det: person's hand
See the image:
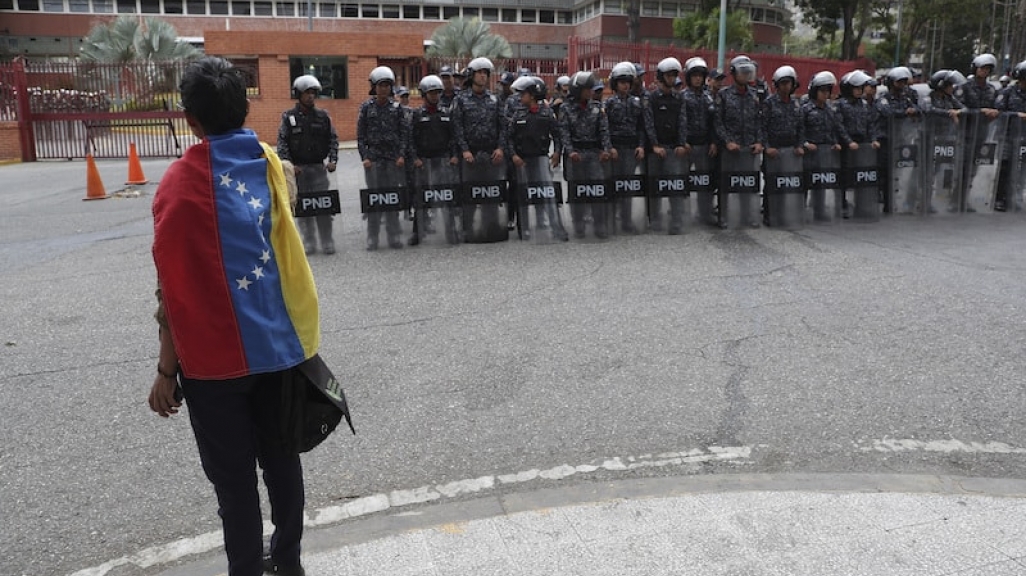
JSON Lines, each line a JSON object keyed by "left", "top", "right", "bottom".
{"left": 683, "top": 144, "right": 693, "bottom": 155}
{"left": 600, "top": 150, "right": 612, "bottom": 162}
{"left": 766, "top": 147, "right": 779, "bottom": 159}
{"left": 512, "top": 154, "right": 525, "bottom": 168}
{"left": 751, "top": 143, "right": 764, "bottom": 155}
{"left": 449, "top": 156, "right": 459, "bottom": 166}
{"left": 362, "top": 159, "right": 372, "bottom": 168}
{"left": 326, "top": 162, "right": 336, "bottom": 172}
{"left": 848, "top": 142, "right": 859, "bottom": 150}
{"left": 726, "top": 142, "right": 741, "bottom": 152}
{"left": 871, "top": 141, "right": 881, "bottom": 150}
{"left": 635, "top": 147, "right": 645, "bottom": 160}
{"left": 653, "top": 145, "right": 667, "bottom": 158}
{"left": 948, "top": 109, "right": 960, "bottom": 122}
{"left": 674, "top": 146, "right": 687, "bottom": 158}
{"left": 293, "top": 164, "right": 302, "bottom": 175}
{"left": 794, "top": 146, "right": 805, "bottom": 156}
{"left": 984, "top": 108, "right": 1000, "bottom": 119}
{"left": 550, "top": 153, "right": 560, "bottom": 169}
{"left": 463, "top": 150, "right": 475, "bottom": 163}
{"left": 148, "top": 375, "right": 181, "bottom": 418}
{"left": 491, "top": 149, "right": 504, "bottom": 165}
{"left": 805, "top": 142, "right": 818, "bottom": 152}
{"left": 395, "top": 157, "right": 405, "bottom": 168}
{"left": 609, "top": 148, "right": 620, "bottom": 161}
{"left": 709, "top": 143, "right": 718, "bottom": 157}
{"left": 832, "top": 143, "right": 842, "bottom": 151}
{"left": 414, "top": 159, "right": 424, "bottom": 169}
{"left": 905, "top": 107, "right": 917, "bottom": 117}
{"left": 570, "top": 151, "right": 581, "bottom": 162}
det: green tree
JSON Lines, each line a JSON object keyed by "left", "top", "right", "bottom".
{"left": 673, "top": 7, "right": 753, "bottom": 52}
{"left": 80, "top": 16, "right": 200, "bottom": 63}
{"left": 791, "top": 0, "right": 874, "bottom": 61}
{"left": 426, "top": 18, "right": 512, "bottom": 59}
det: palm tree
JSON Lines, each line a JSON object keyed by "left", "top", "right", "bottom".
{"left": 80, "top": 16, "right": 200, "bottom": 63}
{"left": 426, "top": 17, "right": 512, "bottom": 59}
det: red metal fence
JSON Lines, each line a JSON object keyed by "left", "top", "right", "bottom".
{"left": 1, "top": 59, "right": 197, "bottom": 161}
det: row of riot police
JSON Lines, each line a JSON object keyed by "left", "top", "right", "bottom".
{"left": 350, "top": 54, "right": 1026, "bottom": 250}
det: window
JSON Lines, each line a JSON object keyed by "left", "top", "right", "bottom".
{"left": 750, "top": 8, "right": 763, "bottom": 22}
{"left": 401, "top": 3, "right": 416, "bottom": 18}
{"left": 117, "top": 0, "right": 136, "bottom": 12}
{"left": 318, "top": 2, "right": 334, "bottom": 16}
{"left": 604, "top": 0, "right": 620, "bottom": 14}
{"left": 209, "top": 0, "right": 227, "bottom": 13}
{"left": 340, "top": 2, "right": 356, "bottom": 16}
{"left": 442, "top": 6, "right": 457, "bottom": 19}
{"left": 381, "top": 3, "right": 397, "bottom": 18}
{"left": 275, "top": 0, "right": 291, "bottom": 14}
{"left": 642, "top": 1, "right": 657, "bottom": 16}
{"left": 18, "top": 0, "right": 39, "bottom": 9}
{"left": 93, "top": 0, "right": 112, "bottom": 11}
{"left": 141, "top": 0, "right": 161, "bottom": 11}
{"left": 661, "top": 2, "right": 677, "bottom": 17}
{"left": 361, "top": 3, "right": 377, "bottom": 17}
{"left": 0, "top": 0, "right": 13, "bottom": 8}
{"left": 296, "top": 1, "right": 307, "bottom": 15}
{"left": 69, "top": 0, "right": 89, "bottom": 11}
{"left": 521, "top": 8, "right": 535, "bottom": 22}
{"left": 42, "top": 0, "right": 63, "bottom": 11}
{"left": 289, "top": 56, "right": 348, "bottom": 99}
{"left": 253, "top": 1, "right": 271, "bottom": 14}
{"left": 232, "top": 0, "right": 250, "bottom": 14}
{"left": 558, "top": 10, "right": 571, "bottom": 23}
{"left": 165, "top": 0, "right": 183, "bottom": 13}
{"left": 463, "top": 6, "right": 477, "bottom": 18}
{"left": 539, "top": 9, "right": 554, "bottom": 23}
{"left": 187, "top": 0, "right": 205, "bottom": 13}
{"left": 422, "top": 5, "right": 437, "bottom": 18}
{"left": 501, "top": 8, "right": 515, "bottom": 22}
{"left": 482, "top": 7, "right": 497, "bottom": 21}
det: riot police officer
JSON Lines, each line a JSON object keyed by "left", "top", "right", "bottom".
{"left": 506, "top": 77, "right": 568, "bottom": 241}
{"left": 497, "top": 71, "right": 516, "bottom": 108}
{"left": 357, "top": 66, "right": 409, "bottom": 250}
{"left": 452, "top": 57, "right": 509, "bottom": 242}
{"left": 408, "top": 74, "right": 459, "bottom": 245}
{"left": 647, "top": 57, "right": 690, "bottom": 234}
{"left": 716, "top": 56, "right": 765, "bottom": 158}
{"left": 995, "top": 61, "right": 1026, "bottom": 211}
{"left": 876, "top": 66, "right": 921, "bottom": 213}
{"left": 606, "top": 61, "right": 655, "bottom": 233}
{"left": 761, "top": 66, "right": 804, "bottom": 226}
{"left": 561, "top": 71, "right": 613, "bottom": 239}
{"left": 683, "top": 57, "right": 719, "bottom": 226}
{"left": 277, "top": 74, "right": 339, "bottom": 255}
{"left": 803, "top": 72, "right": 854, "bottom": 221}
{"left": 957, "top": 53, "right": 1002, "bottom": 210}
{"left": 438, "top": 65, "right": 460, "bottom": 109}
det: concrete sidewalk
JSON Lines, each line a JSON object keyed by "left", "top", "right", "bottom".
{"left": 156, "top": 474, "right": 1026, "bottom": 576}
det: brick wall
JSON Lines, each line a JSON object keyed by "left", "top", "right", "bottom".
{"left": 204, "top": 31, "right": 423, "bottom": 143}
{"left": 0, "top": 122, "right": 23, "bottom": 161}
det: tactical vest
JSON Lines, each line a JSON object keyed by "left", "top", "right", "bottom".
{"left": 414, "top": 107, "right": 453, "bottom": 159}
{"left": 513, "top": 110, "right": 553, "bottom": 158}
{"left": 652, "top": 92, "right": 683, "bottom": 146}
{"left": 285, "top": 107, "right": 332, "bottom": 165}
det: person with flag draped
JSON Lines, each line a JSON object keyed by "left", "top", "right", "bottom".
{"left": 148, "top": 56, "right": 318, "bottom": 576}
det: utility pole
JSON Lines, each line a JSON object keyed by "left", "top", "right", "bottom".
{"left": 717, "top": 0, "right": 727, "bottom": 71}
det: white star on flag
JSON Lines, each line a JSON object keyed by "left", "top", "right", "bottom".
{"left": 258, "top": 213, "right": 265, "bottom": 226}
{"left": 236, "top": 181, "right": 248, "bottom": 196}
{"left": 236, "top": 276, "right": 252, "bottom": 290}
{"left": 260, "top": 250, "right": 271, "bottom": 264}
{"left": 220, "top": 173, "right": 233, "bottom": 188}
{"left": 247, "top": 197, "right": 263, "bottom": 210}
{"left": 251, "top": 266, "right": 265, "bottom": 280}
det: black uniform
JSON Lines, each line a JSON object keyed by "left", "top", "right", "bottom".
{"left": 560, "top": 99, "right": 613, "bottom": 238}
{"left": 648, "top": 86, "right": 690, "bottom": 233}
{"left": 506, "top": 103, "right": 567, "bottom": 240}
{"left": 357, "top": 97, "right": 410, "bottom": 249}
{"left": 277, "top": 103, "right": 339, "bottom": 254}
{"left": 409, "top": 101, "right": 459, "bottom": 244}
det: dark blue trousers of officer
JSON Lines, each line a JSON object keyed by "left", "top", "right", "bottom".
{"left": 182, "top": 373, "right": 304, "bottom": 576}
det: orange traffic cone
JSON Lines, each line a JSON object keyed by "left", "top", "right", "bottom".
{"left": 83, "top": 154, "right": 108, "bottom": 201}
{"left": 126, "top": 142, "right": 148, "bottom": 185}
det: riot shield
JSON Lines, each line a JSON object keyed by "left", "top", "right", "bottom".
{"left": 720, "top": 150, "right": 762, "bottom": 229}
{"left": 886, "top": 116, "right": 926, "bottom": 215}
{"left": 411, "top": 157, "right": 461, "bottom": 246}
{"left": 515, "top": 156, "right": 568, "bottom": 243}
{"left": 843, "top": 146, "right": 881, "bottom": 222}
{"left": 361, "top": 162, "right": 407, "bottom": 250}
{"left": 803, "top": 147, "right": 842, "bottom": 223}
{"left": 646, "top": 153, "right": 690, "bottom": 234}
{"left": 689, "top": 144, "right": 718, "bottom": 227}
{"left": 1004, "top": 115, "right": 1026, "bottom": 212}
{"left": 960, "top": 111, "right": 1005, "bottom": 213}
{"left": 609, "top": 146, "right": 647, "bottom": 234}
{"left": 460, "top": 151, "right": 509, "bottom": 243}
{"left": 567, "top": 150, "right": 613, "bottom": 239}
{"left": 763, "top": 151, "right": 805, "bottom": 229}
{"left": 923, "top": 114, "right": 966, "bottom": 215}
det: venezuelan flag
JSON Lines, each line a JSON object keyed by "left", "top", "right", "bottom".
{"left": 153, "top": 129, "right": 319, "bottom": 380}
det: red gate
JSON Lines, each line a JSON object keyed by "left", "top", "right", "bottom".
{"left": 2, "top": 59, "right": 198, "bottom": 161}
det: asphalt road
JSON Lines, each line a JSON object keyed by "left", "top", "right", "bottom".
{"left": 2, "top": 152, "right": 1026, "bottom": 576}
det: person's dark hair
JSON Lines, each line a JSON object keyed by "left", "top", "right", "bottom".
{"left": 179, "top": 56, "right": 247, "bottom": 135}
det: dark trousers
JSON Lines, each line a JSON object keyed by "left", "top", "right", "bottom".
{"left": 182, "top": 373, "right": 305, "bottom": 576}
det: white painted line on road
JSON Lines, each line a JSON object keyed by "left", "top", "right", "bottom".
{"left": 68, "top": 445, "right": 752, "bottom": 576}
{"left": 861, "top": 438, "right": 1026, "bottom": 454}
